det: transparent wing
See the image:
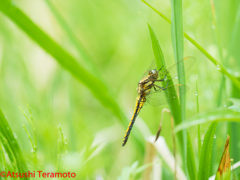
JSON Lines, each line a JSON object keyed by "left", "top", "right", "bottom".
{"left": 141, "top": 60, "right": 157, "bottom": 79}
{"left": 158, "top": 56, "right": 196, "bottom": 82}
{"left": 146, "top": 84, "right": 189, "bottom": 106}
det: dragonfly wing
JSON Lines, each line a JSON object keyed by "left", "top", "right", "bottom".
{"left": 141, "top": 60, "right": 158, "bottom": 79}
{"left": 158, "top": 56, "right": 196, "bottom": 82}
{"left": 146, "top": 84, "right": 189, "bottom": 106}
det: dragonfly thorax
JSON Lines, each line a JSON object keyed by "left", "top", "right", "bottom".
{"left": 137, "top": 69, "right": 159, "bottom": 95}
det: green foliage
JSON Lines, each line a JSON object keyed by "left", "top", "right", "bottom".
{"left": 187, "top": 133, "right": 197, "bottom": 180}
{"left": 174, "top": 108, "right": 240, "bottom": 132}
{"left": 0, "top": 0, "right": 240, "bottom": 179}
{"left": 198, "top": 122, "right": 218, "bottom": 180}
{"left": 0, "top": 109, "right": 29, "bottom": 179}
{"left": 147, "top": 21, "right": 185, "bottom": 168}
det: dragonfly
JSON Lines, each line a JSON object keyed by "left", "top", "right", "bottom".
{"left": 122, "top": 56, "right": 196, "bottom": 146}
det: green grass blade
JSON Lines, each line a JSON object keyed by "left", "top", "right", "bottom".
{"left": 0, "top": 141, "right": 6, "bottom": 172}
{"left": 170, "top": 0, "right": 184, "bottom": 82}
{"left": 187, "top": 133, "right": 197, "bottom": 180}
{"left": 19, "top": 106, "right": 37, "bottom": 165}
{"left": 0, "top": 109, "right": 29, "bottom": 178}
{"left": 0, "top": 1, "right": 118, "bottom": 116}
{"left": 198, "top": 122, "right": 218, "bottom": 180}
{"left": 229, "top": 78, "right": 240, "bottom": 165}
{"left": 147, "top": 22, "right": 185, "bottom": 162}
{"left": 0, "top": 1, "right": 129, "bottom": 126}
{"left": 225, "top": 2, "right": 240, "bottom": 66}
{"left": 170, "top": 0, "right": 187, "bottom": 174}
{"left": 22, "top": 125, "right": 35, "bottom": 154}
{"left": 147, "top": 23, "right": 165, "bottom": 69}
{"left": 211, "top": 0, "right": 226, "bottom": 108}
{"left": 147, "top": 23, "right": 182, "bottom": 126}
{"left": 57, "top": 125, "right": 68, "bottom": 172}
{"left": 141, "top": 0, "right": 240, "bottom": 90}
{"left": 0, "top": 0, "right": 146, "bottom": 149}
{"left": 196, "top": 77, "right": 201, "bottom": 159}
{"left": 44, "top": 0, "right": 101, "bottom": 77}
{"left": 226, "top": 0, "right": 240, "bottom": 167}
{"left": 174, "top": 108, "right": 240, "bottom": 133}
{"left": 170, "top": 0, "right": 185, "bottom": 118}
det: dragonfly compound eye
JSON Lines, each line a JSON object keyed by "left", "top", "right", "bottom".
{"left": 149, "top": 69, "right": 157, "bottom": 75}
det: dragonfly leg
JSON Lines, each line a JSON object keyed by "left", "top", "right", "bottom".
{"left": 153, "top": 86, "right": 157, "bottom": 91}
{"left": 157, "top": 65, "right": 164, "bottom": 72}
{"left": 155, "top": 79, "right": 164, "bottom": 82}
{"left": 160, "top": 80, "right": 171, "bottom": 90}
{"left": 153, "top": 84, "right": 164, "bottom": 91}
{"left": 156, "top": 71, "right": 170, "bottom": 82}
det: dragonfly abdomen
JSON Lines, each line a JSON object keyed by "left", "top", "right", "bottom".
{"left": 122, "top": 95, "right": 145, "bottom": 146}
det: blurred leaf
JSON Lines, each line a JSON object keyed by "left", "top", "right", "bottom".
{"left": 0, "top": 0, "right": 127, "bottom": 123}
{"left": 228, "top": 105, "right": 240, "bottom": 112}
{"left": 0, "top": 109, "right": 29, "bottom": 178}
{"left": 141, "top": 0, "right": 240, "bottom": 91}
{"left": 44, "top": 0, "right": 100, "bottom": 77}
{"left": 198, "top": 122, "right": 218, "bottom": 180}
{"left": 228, "top": 98, "right": 240, "bottom": 107}
{"left": 174, "top": 108, "right": 240, "bottom": 133}
{"left": 117, "top": 161, "right": 139, "bottom": 180}
{"left": 225, "top": 2, "right": 240, "bottom": 66}
{"left": 0, "top": 0, "right": 149, "bottom": 149}
{"left": 215, "top": 135, "right": 231, "bottom": 180}
{"left": 187, "top": 133, "right": 197, "bottom": 180}
{"left": 147, "top": 136, "right": 187, "bottom": 179}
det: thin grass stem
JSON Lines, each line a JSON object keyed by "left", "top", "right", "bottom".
{"left": 141, "top": 0, "right": 240, "bottom": 90}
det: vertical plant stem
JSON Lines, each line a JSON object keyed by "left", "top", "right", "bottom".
{"left": 147, "top": 22, "right": 185, "bottom": 165}
{"left": 141, "top": 0, "right": 240, "bottom": 90}
{"left": 229, "top": 77, "right": 240, "bottom": 164}
{"left": 20, "top": 107, "right": 37, "bottom": 165}
{"left": 57, "top": 125, "right": 68, "bottom": 172}
{"left": 196, "top": 77, "right": 201, "bottom": 159}
{"left": 210, "top": 0, "right": 227, "bottom": 174}
{"left": 170, "top": 0, "right": 187, "bottom": 173}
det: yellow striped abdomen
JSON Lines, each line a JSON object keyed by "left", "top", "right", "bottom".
{"left": 122, "top": 95, "right": 146, "bottom": 146}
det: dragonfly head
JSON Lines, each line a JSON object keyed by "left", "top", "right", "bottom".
{"left": 148, "top": 69, "right": 158, "bottom": 79}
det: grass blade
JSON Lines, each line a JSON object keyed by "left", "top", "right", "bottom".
{"left": 170, "top": 0, "right": 187, "bottom": 174}
{"left": 0, "top": 0, "right": 148, "bottom": 147}
{"left": 196, "top": 77, "right": 201, "bottom": 159}
{"left": 147, "top": 23, "right": 165, "bottom": 69}
{"left": 19, "top": 106, "right": 37, "bottom": 165}
{"left": 44, "top": 0, "right": 101, "bottom": 77}
{"left": 229, "top": 78, "right": 240, "bottom": 165}
{"left": 198, "top": 122, "right": 218, "bottom": 180}
{"left": 170, "top": 0, "right": 185, "bottom": 119}
{"left": 0, "top": 1, "right": 122, "bottom": 120}
{"left": 141, "top": 0, "right": 240, "bottom": 90}
{"left": 0, "top": 109, "right": 29, "bottom": 178}
{"left": 187, "top": 133, "right": 197, "bottom": 180}
{"left": 174, "top": 108, "right": 240, "bottom": 133}
{"left": 147, "top": 22, "right": 185, "bottom": 164}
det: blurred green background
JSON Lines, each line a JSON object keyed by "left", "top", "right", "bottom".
{"left": 0, "top": 0, "right": 240, "bottom": 179}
